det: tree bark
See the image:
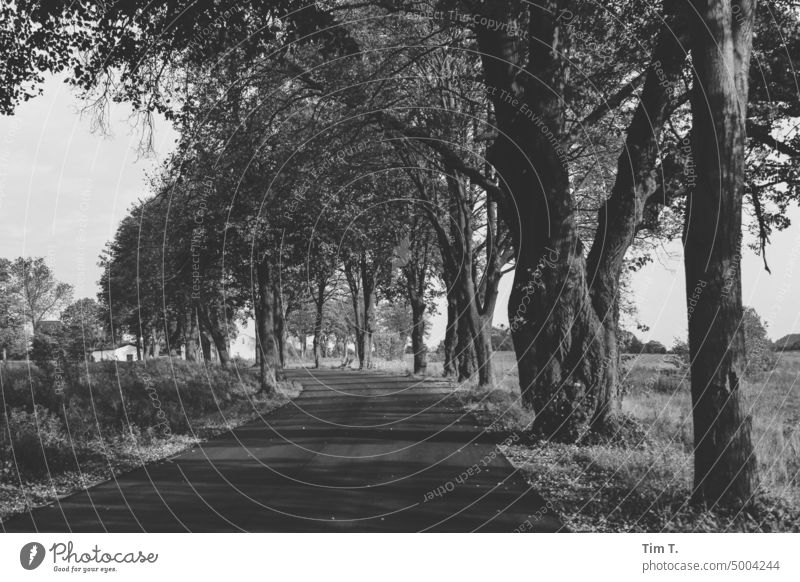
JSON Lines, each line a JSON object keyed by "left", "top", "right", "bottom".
{"left": 312, "top": 279, "right": 325, "bottom": 369}
{"left": 443, "top": 292, "right": 458, "bottom": 378}
{"left": 199, "top": 333, "right": 211, "bottom": 361}
{"left": 256, "top": 258, "right": 281, "bottom": 392}
{"left": 444, "top": 168, "right": 494, "bottom": 387}
{"left": 473, "top": 0, "right": 690, "bottom": 439}
{"left": 360, "top": 255, "right": 377, "bottom": 370}
{"left": 198, "top": 302, "right": 230, "bottom": 368}
{"left": 584, "top": 6, "right": 691, "bottom": 430}
{"left": 455, "top": 311, "right": 475, "bottom": 381}
{"left": 344, "top": 260, "right": 366, "bottom": 368}
{"left": 274, "top": 285, "right": 287, "bottom": 368}
{"left": 683, "top": 0, "right": 756, "bottom": 508}
{"left": 410, "top": 298, "right": 427, "bottom": 375}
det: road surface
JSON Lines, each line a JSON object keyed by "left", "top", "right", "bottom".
{"left": 3, "top": 368, "right": 562, "bottom": 532}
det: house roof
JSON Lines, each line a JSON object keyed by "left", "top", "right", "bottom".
{"left": 92, "top": 342, "right": 137, "bottom": 352}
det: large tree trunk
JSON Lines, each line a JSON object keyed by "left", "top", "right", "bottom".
{"left": 410, "top": 298, "right": 427, "bottom": 375}
{"left": 199, "top": 333, "right": 211, "bottom": 361}
{"left": 584, "top": 5, "right": 691, "bottom": 430}
{"left": 256, "top": 259, "right": 281, "bottom": 393}
{"left": 198, "top": 303, "right": 230, "bottom": 368}
{"left": 274, "top": 286, "right": 286, "bottom": 368}
{"left": 455, "top": 312, "right": 475, "bottom": 381}
{"left": 683, "top": 0, "right": 756, "bottom": 509}
{"left": 167, "top": 317, "right": 181, "bottom": 357}
{"left": 254, "top": 302, "right": 262, "bottom": 368}
{"left": 362, "top": 287, "right": 376, "bottom": 370}
{"left": 360, "top": 256, "right": 377, "bottom": 370}
{"left": 149, "top": 325, "right": 162, "bottom": 358}
{"left": 198, "top": 316, "right": 212, "bottom": 362}
{"left": 312, "top": 280, "right": 325, "bottom": 369}
{"left": 344, "top": 261, "right": 366, "bottom": 368}
{"left": 445, "top": 170, "right": 494, "bottom": 387}
{"left": 474, "top": 1, "right": 690, "bottom": 439}
{"left": 440, "top": 260, "right": 459, "bottom": 379}
{"left": 442, "top": 294, "right": 458, "bottom": 378}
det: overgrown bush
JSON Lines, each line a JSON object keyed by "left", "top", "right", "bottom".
{"left": 3, "top": 406, "right": 83, "bottom": 479}
{"left": 743, "top": 306, "right": 778, "bottom": 377}
{"left": 1, "top": 359, "right": 271, "bottom": 485}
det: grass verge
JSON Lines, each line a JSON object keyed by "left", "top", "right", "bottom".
{"left": 0, "top": 359, "right": 301, "bottom": 521}
{"left": 447, "top": 353, "right": 800, "bottom": 532}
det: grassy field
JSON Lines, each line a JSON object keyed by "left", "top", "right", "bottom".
{"left": 335, "top": 349, "right": 800, "bottom": 531}
{"left": 497, "top": 351, "right": 798, "bottom": 531}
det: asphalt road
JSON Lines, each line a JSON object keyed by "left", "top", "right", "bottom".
{"left": 2, "top": 368, "right": 562, "bottom": 532}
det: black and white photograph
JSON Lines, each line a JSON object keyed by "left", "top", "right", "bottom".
{"left": 0, "top": 0, "right": 799, "bottom": 579}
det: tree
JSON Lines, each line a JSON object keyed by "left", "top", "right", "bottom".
{"left": 742, "top": 306, "right": 776, "bottom": 375}
{"left": 683, "top": 0, "right": 757, "bottom": 508}
{"left": 59, "top": 298, "right": 106, "bottom": 360}
{"left": 619, "top": 330, "right": 645, "bottom": 354}
{"left": 491, "top": 325, "right": 513, "bottom": 351}
{"left": 671, "top": 338, "right": 690, "bottom": 356}
{"left": 7, "top": 0, "right": 794, "bottom": 513}
{"left": 7, "top": 257, "right": 73, "bottom": 334}
{"left": 643, "top": 341, "right": 667, "bottom": 355}
{"left": 0, "top": 259, "right": 25, "bottom": 359}
{"left": 375, "top": 301, "right": 413, "bottom": 361}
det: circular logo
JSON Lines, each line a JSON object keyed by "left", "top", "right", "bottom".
{"left": 20, "top": 542, "right": 46, "bottom": 570}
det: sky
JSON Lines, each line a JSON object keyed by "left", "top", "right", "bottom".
{"left": 2, "top": 74, "right": 800, "bottom": 347}
{"left": 0, "top": 75, "right": 177, "bottom": 299}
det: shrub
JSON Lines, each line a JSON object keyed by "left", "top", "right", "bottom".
{"left": 4, "top": 406, "right": 79, "bottom": 478}
{"left": 64, "top": 359, "right": 259, "bottom": 436}
{"left": 0, "top": 362, "right": 61, "bottom": 413}
{"left": 670, "top": 339, "right": 689, "bottom": 356}
{"left": 643, "top": 340, "right": 667, "bottom": 354}
{"left": 743, "top": 306, "right": 777, "bottom": 377}
{"left": 619, "top": 330, "right": 644, "bottom": 353}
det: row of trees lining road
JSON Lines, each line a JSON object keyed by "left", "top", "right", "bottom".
{"left": 3, "top": 0, "right": 799, "bottom": 511}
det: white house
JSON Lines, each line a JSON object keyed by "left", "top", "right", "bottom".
{"left": 90, "top": 343, "right": 140, "bottom": 362}
{"left": 230, "top": 320, "right": 257, "bottom": 360}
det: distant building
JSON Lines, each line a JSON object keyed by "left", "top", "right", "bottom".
{"left": 230, "top": 320, "right": 256, "bottom": 360}
{"left": 90, "top": 343, "right": 140, "bottom": 362}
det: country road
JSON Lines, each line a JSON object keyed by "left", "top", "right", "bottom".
{"left": 2, "top": 369, "right": 562, "bottom": 532}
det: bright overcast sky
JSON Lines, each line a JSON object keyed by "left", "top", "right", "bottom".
{"left": 2, "top": 74, "right": 799, "bottom": 347}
